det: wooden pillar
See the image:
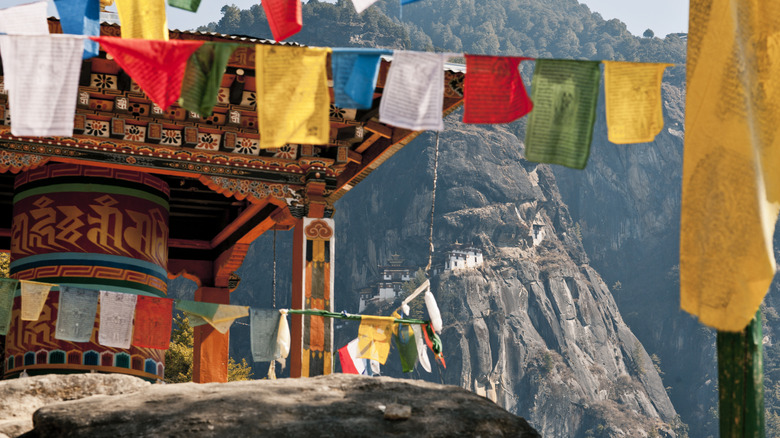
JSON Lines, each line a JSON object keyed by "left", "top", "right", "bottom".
{"left": 192, "top": 286, "right": 231, "bottom": 383}
{"left": 718, "top": 310, "right": 764, "bottom": 438}
{"left": 290, "top": 217, "right": 335, "bottom": 378}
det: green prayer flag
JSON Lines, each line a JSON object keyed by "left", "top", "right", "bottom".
{"left": 168, "top": 0, "right": 201, "bottom": 12}
{"left": 0, "top": 279, "right": 19, "bottom": 336}
{"left": 394, "top": 323, "right": 418, "bottom": 373}
{"left": 175, "top": 299, "right": 219, "bottom": 319}
{"left": 179, "top": 42, "right": 238, "bottom": 117}
{"left": 524, "top": 59, "right": 601, "bottom": 170}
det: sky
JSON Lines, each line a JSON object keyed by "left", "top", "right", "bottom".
{"left": 11, "top": 0, "right": 689, "bottom": 38}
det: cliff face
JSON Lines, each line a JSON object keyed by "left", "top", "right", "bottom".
{"left": 331, "top": 118, "right": 678, "bottom": 436}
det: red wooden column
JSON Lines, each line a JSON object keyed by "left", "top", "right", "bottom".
{"left": 290, "top": 217, "right": 335, "bottom": 377}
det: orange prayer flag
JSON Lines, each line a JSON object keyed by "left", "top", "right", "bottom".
{"left": 90, "top": 36, "right": 204, "bottom": 110}
{"left": 463, "top": 55, "right": 533, "bottom": 124}
{"left": 262, "top": 0, "right": 302, "bottom": 42}
{"left": 132, "top": 295, "right": 173, "bottom": 349}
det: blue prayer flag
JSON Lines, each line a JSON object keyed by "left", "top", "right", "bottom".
{"left": 331, "top": 48, "right": 391, "bottom": 110}
{"left": 54, "top": 0, "right": 100, "bottom": 59}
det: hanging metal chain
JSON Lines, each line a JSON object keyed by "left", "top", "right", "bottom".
{"left": 272, "top": 229, "right": 277, "bottom": 309}
{"left": 425, "top": 131, "right": 441, "bottom": 274}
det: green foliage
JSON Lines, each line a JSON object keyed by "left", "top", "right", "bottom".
{"left": 650, "top": 353, "right": 663, "bottom": 377}
{"left": 541, "top": 351, "right": 554, "bottom": 375}
{"left": 611, "top": 281, "right": 622, "bottom": 292}
{"left": 670, "top": 415, "right": 689, "bottom": 438}
{"left": 643, "top": 29, "right": 655, "bottom": 38}
{"left": 164, "top": 314, "right": 254, "bottom": 383}
{"left": 0, "top": 253, "right": 8, "bottom": 278}
{"left": 630, "top": 340, "right": 645, "bottom": 376}
{"left": 401, "top": 268, "right": 428, "bottom": 319}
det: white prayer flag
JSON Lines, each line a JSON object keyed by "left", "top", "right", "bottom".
{"left": 0, "top": 1, "right": 49, "bottom": 35}
{"left": 350, "top": 0, "right": 379, "bottom": 14}
{"left": 98, "top": 291, "right": 137, "bottom": 349}
{"left": 0, "top": 34, "right": 85, "bottom": 137}
{"left": 424, "top": 290, "right": 443, "bottom": 333}
{"left": 379, "top": 51, "right": 447, "bottom": 131}
{"left": 412, "top": 324, "right": 432, "bottom": 373}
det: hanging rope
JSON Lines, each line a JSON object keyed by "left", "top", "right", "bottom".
{"left": 425, "top": 131, "right": 441, "bottom": 274}
{"left": 272, "top": 229, "right": 277, "bottom": 309}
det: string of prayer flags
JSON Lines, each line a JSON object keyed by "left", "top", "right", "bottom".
{"left": 357, "top": 315, "right": 395, "bottom": 364}
{"left": 53, "top": 0, "right": 100, "bottom": 59}
{"left": 168, "top": 0, "right": 201, "bottom": 12}
{"left": 379, "top": 51, "right": 447, "bottom": 131}
{"left": 98, "top": 290, "right": 137, "bottom": 348}
{"left": 261, "top": 0, "right": 303, "bottom": 42}
{"left": 0, "top": 1, "right": 49, "bottom": 35}
{"left": 114, "top": 0, "right": 169, "bottom": 41}
{"left": 393, "top": 320, "right": 418, "bottom": 373}
{"left": 20, "top": 280, "right": 55, "bottom": 321}
{"left": 412, "top": 324, "right": 432, "bottom": 372}
{"left": 463, "top": 55, "right": 533, "bottom": 124}
{"left": 524, "top": 59, "right": 601, "bottom": 170}
{"left": 132, "top": 295, "right": 173, "bottom": 349}
{"left": 350, "top": 0, "right": 379, "bottom": 14}
{"left": 424, "top": 289, "right": 443, "bottom": 333}
{"left": 250, "top": 308, "right": 282, "bottom": 362}
{"left": 55, "top": 287, "right": 98, "bottom": 342}
{"left": 92, "top": 36, "right": 204, "bottom": 110}
{"left": 331, "top": 48, "right": 391, "bottom": 110}
{"left": 0, "top": 35, "right": 85, "bottom": 137}
{"left": 179, "top": 42, "right": 239, "bottom": 117}
{"left": 0, "top": 279, "right": 19, "bottom": 336}
{"left": 603, "top": 61, "right": 671, "bottom": 144}
{"left": 255, "top": 45, "right": 331, "bottom": 148}
{"left": 176, "top": 300, "right": 249, "bottom": 334}
{"left": 338, "top": 338, "right": 366, "bottom": 374}
{"left": 681, "top": 0, "right": 780, "bottom": 331}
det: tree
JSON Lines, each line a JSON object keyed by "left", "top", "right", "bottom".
{"left": 164, "top": 314, "right": 253, "bottom": 383}
{"left": 643, "top": 28, "right": 655, "bottom": 38}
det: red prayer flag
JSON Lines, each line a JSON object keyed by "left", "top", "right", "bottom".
{"left": 132, "top": 295, "right": 173, "bottom": 349}
{"left": 90, "top": 36, "right": 204, "bottom": 110}
{"left": 262, "top": 0, "right": 302, "bottom": 41}
{"left": 463, "top": 55, "right": 534, "bottom": 124}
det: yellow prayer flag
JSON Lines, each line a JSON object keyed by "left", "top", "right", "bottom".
{"left": 192, "top": 304, "right": 249, "bottom": 334}
{"left": 681, "top": 0, "right": 780, "bottom": 331}
{"left": 20, "top": 280, "right": 55, "bottom": 321}
{"left": 603, "top": 61, "right": 671, "bottom": 144}
{"left": 357, "top": 315, "right": 395, "bottom": 364}
{"left": 115, "top": 0, "right": 169, "bottom": 40}
{"left": 255, "top": 45, "right": 331, "bottom": 149}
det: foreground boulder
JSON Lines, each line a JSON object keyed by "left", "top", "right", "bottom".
{"left": 21, "top": 373, "right": 539, "bottom": 437}
{"left": 0, "top": 374, "right": 150, "bottom": 437}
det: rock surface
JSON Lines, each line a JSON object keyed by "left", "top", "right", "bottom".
{"left": 21, "top": 374, "right": 539, "bottom": 438}
{"left": 0, "top": 373, "right": 150, "bottom": 437}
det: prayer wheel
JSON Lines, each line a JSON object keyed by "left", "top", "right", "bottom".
{"left": 3, "top": 164, "right": 169, "bottom": 380}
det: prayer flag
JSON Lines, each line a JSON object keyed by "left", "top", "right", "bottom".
{"left": 379, "top": 51, "right": 447, "bottom": 131}
{"left": 681, "top": 0, "right": 780, "bottom": 331}
{"left": 350, "top": 0, "right": 379, "bottom": 14}
{"left": 423, "top": 323, "right": 446, "bottom": 368}
{"left": 524, "top": 59, "right": 601, "bottom": 169}
{"left": 412, "top": 324, "right": 432, "bottom": 373}
{"left": 250, "top": 308, "right": 281, "bottom": 362}
{"left": 332, "top": 48, "right": 391, "bottom": 110}
{"left": 261, "top": 0, "right": 302, "bottom": 42}
{"left": 55, "top": 287, "right": 98, "bottom": 343}
{"left": 168, "top": 0, "right": 201, "bottom": 12}
{"left": 20, "top": 280, "right": 54, "bottom": 321}
{"left": 338, "top": 338, "right": 366, "bottom": 374}
{"left": 0, "top": 1, "right": 49, "bottom": 35}
{"left": 463, "top": 55, "right": 533, "bottom": 124}
{"left": 91, "top": 36, "right": 204, "bottom": 110}
{"left": 357, "top": 315, "right": 395, "bottom": 364}
{"left": 603, "top": 61, "right": 671, "bottom": 144}
{"left": 0, "top": 35, "right": 85, "bottom": 137}
{"left": 179, "top": 42, "right": 238, "bottom": 117}
{"left": 115, "top": 0, "right": 168, "bottom": 40}
{"left": 394, "top": 322, "right": 418, "bottom": 373}
{"left": 98, "top": 290, "right": 137, "bottom": 348}
{"left": 424, "top": 290, "right": 443, "bottom": 333}
{"left": 132, "top": 295, "right": 173, "bottom": 349}
{"left": 0, "top": 279, "right": 19, "bottom": 336}
{"left": 176, "top": 300, "right": 248, "bottom": 334}
{"left": 53, "top": 0, "right": 100, "bottom": 59}
{"left": 255, "top": 45, "right": 331, "bottom": 148}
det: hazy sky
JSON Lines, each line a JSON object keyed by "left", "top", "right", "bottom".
{"left": 10, "top": 0, "right": 690, "bottom": 38}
